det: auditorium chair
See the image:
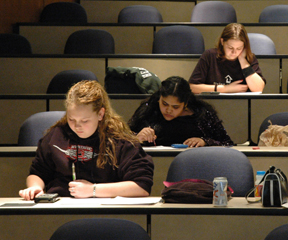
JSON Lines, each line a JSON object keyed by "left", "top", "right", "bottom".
{"left": 264, "top": 224, "right": 288, "bottom": 240}
{"left": 64, "top": 29, "right": 115, "bottom": 54}
{"left": 49, "top": 218, "right": 151, "bottom": 240}
{"left": 259, "top": 5, "right": 288, "bottom": 22}
{"left": 165, "top": 147, "right": 254, "bottom": 197}
{"left": 191, "top": 1, "right": 237, "bottom": 23}
{"left": 0, "top": 34, "right": 32, "bottom": 55}
{"left": 40, "top": 2, "right": 87, "bottom": 23}
{"left": 152, "top": 25, "right": 205, "bottom": 54}
{"left": 18, "top": 111, "right": 65, "bottom": 146}
{"left": 248, "top": 33, "right": 276, "bottom": 55}
{"left": 46, "top": 69, "right": 98, "bottom": 94}
{"left": 118, "top": 5, "right": 163, "bottom": 23}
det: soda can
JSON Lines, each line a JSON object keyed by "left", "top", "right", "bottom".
{"left": 213, "top": 177, "right": 228, "bottom": 207}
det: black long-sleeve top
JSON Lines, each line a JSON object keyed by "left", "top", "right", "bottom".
{"left": 29, "top": 125, "right": 154, "bottom": 196}
{"left": 129, "top": 106, "right": 234, "bottom": 147}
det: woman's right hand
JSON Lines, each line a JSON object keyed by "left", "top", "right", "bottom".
{"left": 137, "top": 127, "right": 157, "bottom": 143}
{"left": 19, "top": 187, "right": 44, "bottom": 201}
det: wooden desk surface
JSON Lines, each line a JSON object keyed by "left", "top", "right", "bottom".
{"left": 0, "top": 146, "right": 287, "bottom": 157}
{"left": 0, "top": 197, "right": 287, "bottom": 216}
{"left": 0, "top": 146, "right": 37, "bottom": 157}
{"left": 143, "top": 146, "right": 288, "bottom": 157}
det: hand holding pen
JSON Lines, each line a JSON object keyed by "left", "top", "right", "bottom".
{"left": 136, "top": 126, "right": 157, "bottom": 145}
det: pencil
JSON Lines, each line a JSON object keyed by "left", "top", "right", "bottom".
{"left": 149, "top": 126, "right": 157, "bottom": 146}
{"left": 72, "top": 162, "right": 76, "bottom": 181}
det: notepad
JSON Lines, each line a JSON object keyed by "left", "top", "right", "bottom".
{"left": 59, "top": 197, "right": 162, "bottom": 205}
{"left": 219, "top": 92, "right": 262, "bottom": 95}
{"left": 101, "top": 196, "right": 162, "bottom": 205}
{"left": 143, "top": 146, "right": 176, "bottom": 150}
{"left": 0, "top": 202, "right": 36, "bottom": 207}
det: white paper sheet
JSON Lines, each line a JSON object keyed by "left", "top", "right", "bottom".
{"left": 143, "top": 146, "right": 175, "bottom": 150}
{"left": 220, "top": 92, "right": 262, "bottom": 95}
{"left": 101, "top": 196, "right": 162, "bottom": 205}
{"left": 59, "top": 197, "right": 162, "bottom": 205}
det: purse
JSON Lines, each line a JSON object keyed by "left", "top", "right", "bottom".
{"left": 161, "top": 179, "right": 233, "bottom": 204}
{"left": 245, "top": 166, "right": 288, "bottom": 207}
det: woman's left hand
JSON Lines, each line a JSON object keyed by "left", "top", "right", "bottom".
{"left": 184, "top": 138, "right": 206, "bottom": 148}
{"left": 69, "top": 180, "right": 94, "bottom": 198}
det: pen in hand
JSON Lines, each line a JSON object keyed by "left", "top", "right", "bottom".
{"left": 149, "top": 126, "right": 157, "bottom": 146}
{"left": 72, "top": 162, "right": 76, "bottom": 181}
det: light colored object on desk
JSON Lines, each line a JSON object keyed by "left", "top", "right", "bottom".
{"left": 219, "top": 92, "right": 262, "bottom": 95}
{"left": 72, "top": 162, "right": 76, "bottom": 181}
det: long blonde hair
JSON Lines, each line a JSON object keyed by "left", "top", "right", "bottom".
{"left": 216, "top": 23, "right": 254, "bottom": 63}
{"left": 51, "top": 80, "right": 138, "bottom": 168}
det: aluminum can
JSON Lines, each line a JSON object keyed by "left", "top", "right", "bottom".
{"left": 213, "top": 177, "right": 228, "bottom": 207}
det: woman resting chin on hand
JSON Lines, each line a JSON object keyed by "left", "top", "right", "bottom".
{"left": 189, "top": 23, "right": 266, "bottom": 94}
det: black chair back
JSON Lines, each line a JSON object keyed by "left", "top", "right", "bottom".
{"left": 153, "top": 26, "right": 205, "bottom": 54}
{"left": 265, "top": 224, "right": 288, "bottom": 240}
{"left": 47, "top": 70, "right": 98, "bottom": 94}
{"left": 50, "top": 218, "right": 151, "bottom": 240}
{"left": 40, "top": 2, "right": 87, "bottom": 23}
{"left": 0, "top": 34, "right": 32, "bottom": 55}
{"left": 64, "top": 29, "right": 115, "bottom": 54}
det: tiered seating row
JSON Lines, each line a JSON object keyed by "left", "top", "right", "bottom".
{"left": 4, "top": 0, "right": 288, "bottom": 146}
{"left": 79, "top": 0, "right": 288, "bottom": 23}
{"left": 0, "top": 55, "right": 287, "bottom": 146}
{"left": 15, "top": 24, "right": 288, "bottom": 55}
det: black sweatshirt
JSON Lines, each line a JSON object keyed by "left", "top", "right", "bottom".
{"left": 29, "top": 125, "right": 154, "bottom": 197}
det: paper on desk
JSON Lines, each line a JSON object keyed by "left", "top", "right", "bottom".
{"left": 60, "top": 197, "right": 162, "bottom": 205}
{"left": 143, "top": 146, "right": 176, "bottom": 150}
{"left": 0, "top": 202, "right": 36, "bottom": 207}
{"left": 281, "top": 203, "right": 288, "bottom": 208}
{"left": 101, "top": 196, "right": 162, "bottom": 205}
{"left": 220, "top": 92, "right": 262, "bottom": 95}
{"left": 60, "top": 198, "right": 111, "bottom": 205}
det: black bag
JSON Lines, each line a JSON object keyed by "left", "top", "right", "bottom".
{"left": 104, "top": 66, "right": 161, "bottom": 94}
{"left": 245, "top": 166, "right": 288, "bottom": 207}
{"left": 161, "top": 179, "right": 233, "bottom": 204}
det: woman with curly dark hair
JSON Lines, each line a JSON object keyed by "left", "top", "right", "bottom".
{"left": 128, "top": 76, "right": 234, "bottom": 147}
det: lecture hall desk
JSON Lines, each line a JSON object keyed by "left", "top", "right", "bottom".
{"left": 0, "top": 197, "right": 288, "bottom": 240}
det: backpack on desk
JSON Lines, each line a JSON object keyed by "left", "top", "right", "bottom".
{"left": 161, "top": 179, "right": 234, "bottom": 204}
{"left": 104, "top": 66, "right": 161, "bottom": 94}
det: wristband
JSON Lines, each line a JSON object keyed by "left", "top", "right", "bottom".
{"left": 214, "top": 82, "right": 218, "bottom": 92}
{"left": 242, "top": 66, "right": 255, "bottom": 78}
{"left": 93, "top": 183, "right": 97, "bottom": 198}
